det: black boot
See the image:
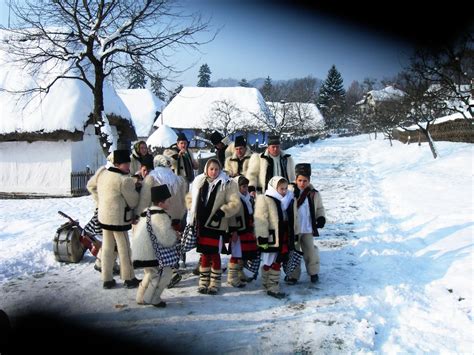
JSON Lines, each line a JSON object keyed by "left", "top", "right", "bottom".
{"left": 103, "top": 279, "right": 116, "bottom": 289}
{"left": 123, "top": 277, "right": 141, "bottom": 289}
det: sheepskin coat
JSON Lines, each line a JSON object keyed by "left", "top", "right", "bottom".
{"left": 288, "top": 183, "right": 326, "bottom": 237}
{"left": 88, "top": 167, "right": 139, "bottom": 231}
{"left": 229, "top": 195, "right": 254, "bottom": 233}
{"left": 131, "top": 206, "right": 178, "bottom": 268}
{"left": 163, "top": 144, "right": 197, "bottom": 183}
{"left": 136, "top": 171, "right": 187, "bottom": 222}
{"left": 254, "top": 193, "right": 294, "bottom": 253}
{"left": 189, "top": 173, "right": 241, "bottom": 236}
{"left": 87, "top": 166, "right": 107, "bottom": 207}
{"left": 224, "top": 146, "right": 253, "bottom": 177}
{"left": 246, "top": 150, "right": 295, "bottom": 193}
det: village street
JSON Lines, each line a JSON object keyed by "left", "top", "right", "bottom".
{"left": 1, "top": 136, "right": 472, "bottom": 353}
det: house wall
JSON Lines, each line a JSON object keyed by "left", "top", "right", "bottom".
{"left": 0, "top": 125, "right": 118, "bottom": 196}
{"left": 70, "top": 125, "right": 110, "bottom": 172}
{"left": 0, "top": 140, "right": 73, "bottom": 196}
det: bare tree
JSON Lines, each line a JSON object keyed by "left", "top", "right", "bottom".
{"left": 0, "top": 0, "right": 214, "bottom": 155}
{"left": 408, "top": 32, "right": 473, "bottom": 119}
{"left": 254, "top": 101, "right": 323, "bottom": 138}
{"left": 205, "top": 99, "right": 242, "bottom": 136}
{"left": 398, "top": 72, "right": 451, "bottom": 158}
{"left": 374, "top": 99, "right": 409, "bottom": 146}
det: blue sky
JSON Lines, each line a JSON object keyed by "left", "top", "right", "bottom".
{"left": 0, "top": 0, "right": 415, "bottom": 89}
{"left": 176, "top": 0, "right": 414, "bottom": 88}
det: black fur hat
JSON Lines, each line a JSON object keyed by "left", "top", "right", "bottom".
{"left": 151, "top": 184, "right": 171, "bottom": 203}
{"left": 234, "top": 135, "right": 246, "bottom": 148}
{"left": 267, "top": 135, "right": 280, "bottom": 146}
{"left": 113, "top": 149, "right": 131, "bottom": 164}
{"left": 295, "top": 163, "right": 311, "bottom": 178}
{"left": 210, "top": 131, "right": 224, "bottom": 145}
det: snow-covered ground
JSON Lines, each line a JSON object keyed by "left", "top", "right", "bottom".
{"left": 1, "top": 134, "right": 472, "bottom": 353}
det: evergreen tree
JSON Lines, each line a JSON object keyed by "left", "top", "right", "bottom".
{"left": 317, "top": 65, "right": 346, "bottom": 129}
{"left": 197, "top": 63, "right": 211, "bottom": 87}
{"left": 150, "top": 75, "right": 166, "bottom": 101}
{"left": 239, "top": 78, "right": 250, "bottom": 87}
{"left": 261, "top": 76, "right": 273, "bottom": 100}
{"left": 168, "top": 84, "right": 183, "bottom": 103}
{"left": 127, "top": 57, "right": 147, "bottom": 89}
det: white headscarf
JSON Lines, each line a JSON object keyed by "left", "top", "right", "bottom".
{"left": 149, "top": 167, "right": 180, "bottom": 194}
{"left": 265, "top": 176, "right": 293, "bottom": 210}
{"left": 187, "top": 158, "right": 230, "bottom": 224}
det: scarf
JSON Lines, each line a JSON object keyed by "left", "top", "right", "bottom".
{"left": 265, "top": 183, "right": 294, "bottom": 211}
{"left": 239, "top": 191, "right": 253, "bottom": 214}
{"left": 296, "top": 187, "right": 312, "bottom": 208}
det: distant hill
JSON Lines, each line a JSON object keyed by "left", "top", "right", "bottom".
{"left": 210, "top": 77, "right": 265, "bottom": 88}
{"left": 210, "top": 77, "right": 290, "bottom": 89}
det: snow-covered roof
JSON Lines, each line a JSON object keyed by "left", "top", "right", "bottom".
{"left": 0, "top": 30, "right": 131, "bottom": 137}
{"left": 154, "top": 86, "right": 271, "bottom": 129}
{"left": 367, "top": 86, "right": 405, "bottom": 102}
{"left": 146, "top": 124, "right": 177, "bottom": 148}
{"left": 117, "top": 88, "right": 165, "bottom": 138}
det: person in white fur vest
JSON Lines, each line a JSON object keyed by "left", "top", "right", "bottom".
{"left": 188, "top": 158, "right": 241, "bottom": 295}
{"left": 286, "top": 163, "right": 326, "bottom": 284}
{"left": 245, "top": 135, "right": 295, "bottom": 195}
{"left": 254, "top": 176, "right": 294, "bottom": 299}
{"left": 224, "top": 135, "right": 252, "bottom": 178}
{"left": 88, "top": 149, "right": 140, "bottom": 290}
{"left": 132, "top": 185, "right": 180, "bottom": 308}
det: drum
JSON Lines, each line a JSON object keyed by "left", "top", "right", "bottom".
{"left": 53, "top": 222, "right": 86, "bottom": 263}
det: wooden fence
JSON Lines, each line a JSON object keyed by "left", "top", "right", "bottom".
{"left": 393, "top": 119, "right": 474, "bottom": 144}
{"left": 71, "top": 170, "right": 95, "bottom": 196}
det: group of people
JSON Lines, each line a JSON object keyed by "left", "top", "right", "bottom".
{"left": 84, "top": 130, "right": 326, "bottom": 307}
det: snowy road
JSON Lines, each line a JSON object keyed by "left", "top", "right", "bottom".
{"left": 1, "top": 136, "right": 472, "bottom": 353}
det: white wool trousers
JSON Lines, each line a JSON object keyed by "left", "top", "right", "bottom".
{"left": 290, "top": 233, "right": 320, "bottom": 279}
{"left": 101, "top": 229, "right": 135, "bottom": 282}
{"left": 136, "top": 267, "right": 173, "bottom": 305}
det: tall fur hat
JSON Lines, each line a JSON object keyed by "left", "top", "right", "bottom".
{"left": 267, "top": 135, "right": 280, "bottom": 146}
{"left": 210, "top": 131, "right": 224, "bottom": 145}
{"left": 151, "top": 184, "right": 171, "bottom": 203}
{"left": 113, "top": 150, "right": 131, "bottom": 164}
{"left": 295, "top": 163, "right": 311, "bottom": 178}
{"left": 234, "top": 135, "right": 246, "bottom": 148}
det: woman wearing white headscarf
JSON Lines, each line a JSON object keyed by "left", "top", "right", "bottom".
{"left": 187, "top": 158, "right": 240, "bottom": 295}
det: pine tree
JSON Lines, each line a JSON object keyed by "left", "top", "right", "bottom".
{"left": 239, "top": 78, "right": 250, "bottom": 87}
{"left": 317, "top": 65, "right": 346, "bottom": 130}
{"left": 168, "top": 84, "right": 183, "bottom": 103}
{"left": 197, "top": 63, "right": 211, "bottom": 87}
{"left": 261, "top": 76, "right": 273, "bottom": 100}
{"left": 127, "top": 58, "right": 147, "bottom": 89}
{"left": 150, "top": 75, "right": 166, "bottom": 101}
